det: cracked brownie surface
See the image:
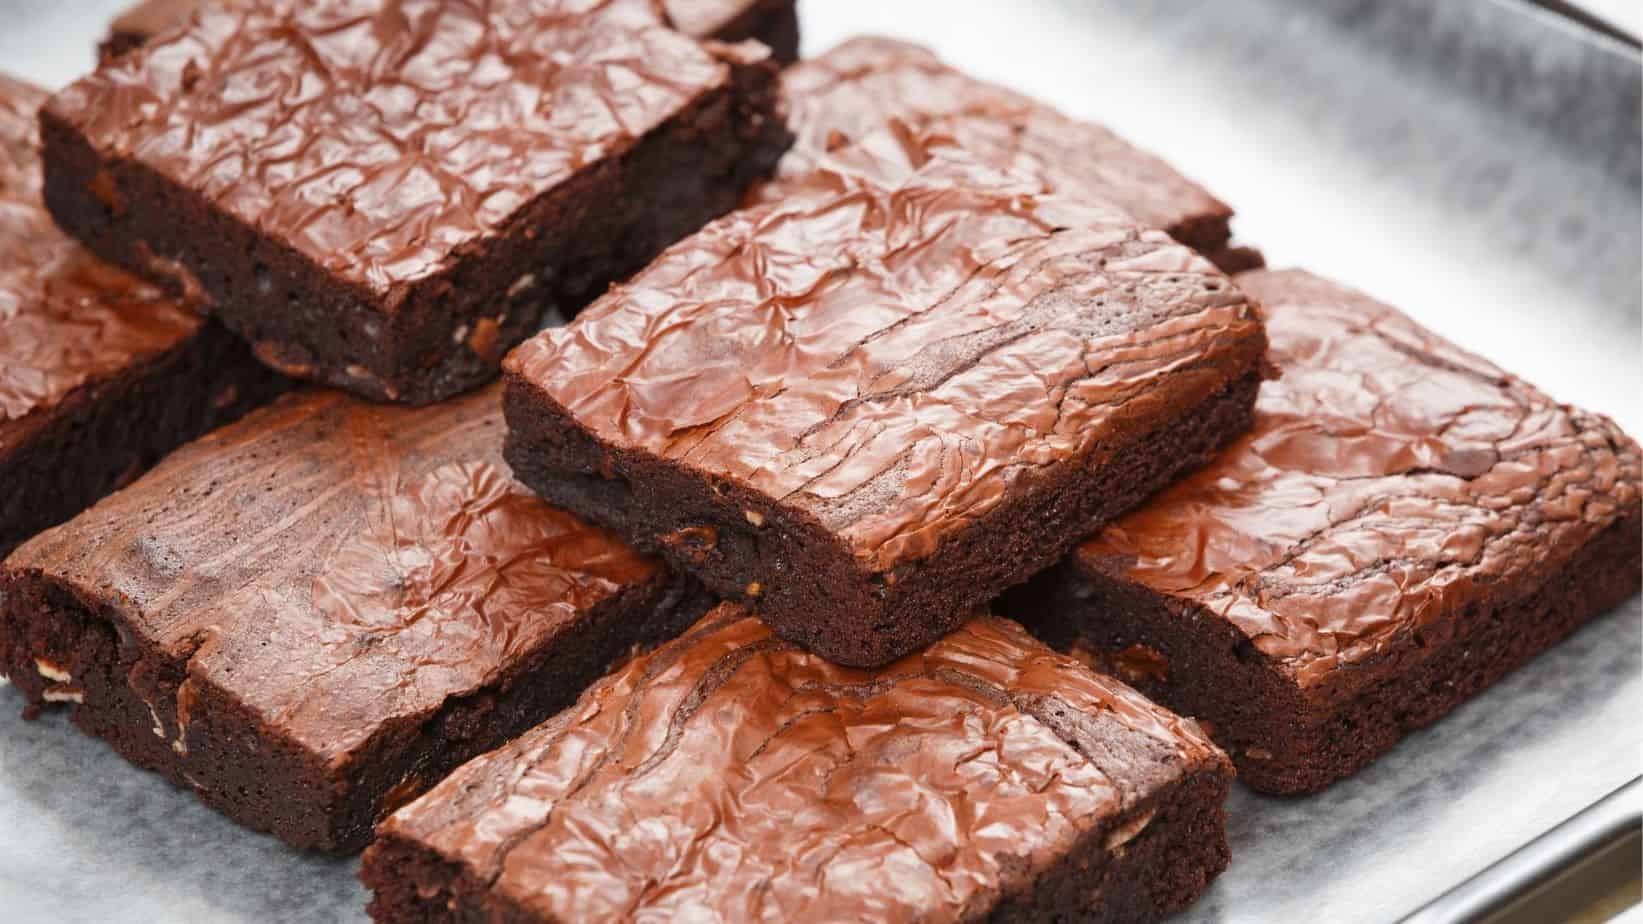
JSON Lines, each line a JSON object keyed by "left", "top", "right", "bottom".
{"left": 0, "top": 72, "right": 283, "bottom": 556}
{"left": 763, "top": 37, "right": 1257, "bottom": 271}
{"left": 100, "top": 0, "right": 801, "bottom": 64}
{"left": 1015, "top": 268, "right": 1643, "bottom": 792}
{"left": 504, "top": 126, "right": 1267, "bottom": 667}
{"left": 0, "top": 385, "right": 709, "bottom": 850}
{"left": 46, "top": 0, "right": 789, "bottom": 402}
{"left": 364, "top": 606, "right": 1233, "bottom": 924}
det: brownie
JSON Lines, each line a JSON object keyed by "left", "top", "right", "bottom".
{"left": 502, "top": 127, "right": 1269, "bottom": 668}
{"left": 1008, "top": 269, "right": 1643, "bottom": 794}
{"left": 100, "top": 0, "right": 801, "bottom": 65}
{"left": 362, "top": 606, "right": 1233, "bottom": 924}
{"left": 46, "top": 0, "right": 791, "bottom": 405}
{"left": 763, "top": 36, "right": 1260, "bottom": 272}
{"left": 0, "top": 73, "right": 283, "bottom": 559}
{"left": 0, "top": 385, "right": 711, "bottom": 851}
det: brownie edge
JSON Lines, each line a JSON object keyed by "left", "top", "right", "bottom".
{"left": 1, "top": 387, "right": 714, "bottom": 850}
{"left": 501, "top": 129, "right": 1268, "bottom": 668}
{"left": 45, "top": 5, "right": 793, "bottom": 404}
{"left": 1, "top": 321, "right": 285, "bottom": 558}
{"left": 1, "top": 71, "right": 285, "bottom": 556}
{"left": 505, "top": 366, "right": 1264, "bottom": 669}
{"left": 362, "top": 608, "right": 1233, "bottom": 924}
{"left": 1007, "top": 268, "right": 1643, "bottom": 794}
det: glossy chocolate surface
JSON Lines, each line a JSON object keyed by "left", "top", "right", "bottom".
{"left": 104, "top": 0, "right": 782, "bottom": 53}
{"left": 6, "top": 385, "right": 658, "bottom": 762}
{"left": 1075, "top": 269, "right": 1642, "bottom": 688}
{"left": 507, "top": 128, "right": 1266, "bottom": 572}
{"left": 379, "top": 605, "right": 1226, "bottom": 923}
{"left": 768, "top": 37, "right": 1232, "bottom": 239}
{"left": 0, "top": 73, "right": 200, "bottom": 427}
{"left": 53, "top": 0, "right": 732, "bottom": 299}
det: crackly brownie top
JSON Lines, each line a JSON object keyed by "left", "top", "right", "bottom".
{"left": 8, "top": 385, "right": 658, "bottom": 762}
{"left": 768, "top": 36, "right": 1230, "bottom": 236}
{"left": 51, "top": 0, "right": 734, "bottom": 299}
{"left": 106, "top": 0, "right": 769, "bottom": 49}
{"left": 0, "top": 74, "right": 201, "bottom": 428}
{"left": 380, "top": 605, "right": 1225, "bottom": 924}
{"left": 1076, "top": 269, "right": 1642, "bottom": 688}
{"left": 508, "top": 128, "right": 1266, "bottom": 572}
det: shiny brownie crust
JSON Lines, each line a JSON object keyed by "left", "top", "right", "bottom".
{"left": 1009, "top": 269, "right": 1643, "bottom": 793}
{"left": 0, "top": 570, "right": 704, "bottom": 851}
{"left": 45, "top": 3, "right": 791, "bottom": 404}
{"left": 362, "top": 610, "right": 1233, "bottom": 923}
{"left": 364, "top": 769, "right": 1230, "bottom": 924}
{"left": 1, "top": 388, "right": 711, "bottom": 850}
{"left": 503, "top": 131, "right": 1267, "bottom": 668}
{"left": 505, "top": 368, "right": 1262, "bottom": 669}
{"left": 1023, "top": 513, "right": 1641, "bottom": 794}
{"left": 98, "top": 0, "right": 801, "bottom": 65}
{"left": 767, "top": 36, "right": 1260, "bottom": 271}
{"left": 0, "top": 72, "right": 283, "bottom": 556}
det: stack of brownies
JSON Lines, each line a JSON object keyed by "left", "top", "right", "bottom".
{"left": 1, "top": 1, "right": 1637, "bottom": 921}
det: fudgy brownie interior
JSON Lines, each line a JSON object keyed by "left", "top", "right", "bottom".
{"left": 0, "top": 72, "right": 283, "bottom": 557}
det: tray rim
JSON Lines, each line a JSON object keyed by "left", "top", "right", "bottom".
{"left": 1399, "top": 778, "right": 1643, "bottom": 923}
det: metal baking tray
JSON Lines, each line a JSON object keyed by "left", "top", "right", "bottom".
{"left": 1, "top": 1, "right": 1637, "bottom": 921}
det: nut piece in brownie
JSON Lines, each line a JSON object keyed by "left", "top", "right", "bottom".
{"left": 503, "top": 128, "right": 1269, "bottom": 668}
{"left": 765, "top": 36, "right": 1262, "bottom": 272}
{"left": 363, "top": 606, "right": 1233, "bottom": 924}
{"left": 0, "top": 73, "right": 283, "bottom": 558}
{"left": 0, "top": 385, "right": 709, "bottom": 851}
{"left": 1010, "top": 269, "right": 1643, "bottom": 794}
{"left": 46, "top": 0, "right": 791, "bottom": 404}
{"left": 100, "top": 0, "right": 801, "bottom": 64}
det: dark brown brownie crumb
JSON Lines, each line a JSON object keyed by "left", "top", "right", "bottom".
{"left": 0, "top": 72, "right": 283, "bottom": 557}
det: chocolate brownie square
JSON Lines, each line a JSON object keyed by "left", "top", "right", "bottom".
{"left": 100, "top": 0, "right": 801, "bottom": 65}
{"left": 0, "top": 73, "right": 283, "bottom": 558}
{"left": 765, "top": 36, "right": 1261, "bottom": 272}
{"left": 0, "top": 384, "right": 710, "bottom": 850}
{"left": 363, "top": 606, "right": 1233, "bottom": 924}
{"left": 46, "top": 0, "right": 790, "bottom": 404}
{"left": 503, "top": 127, "right": 1268, "bottom": 667}
{"left": 1009, "top": 269, "right": 1643, "bottom": 794}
